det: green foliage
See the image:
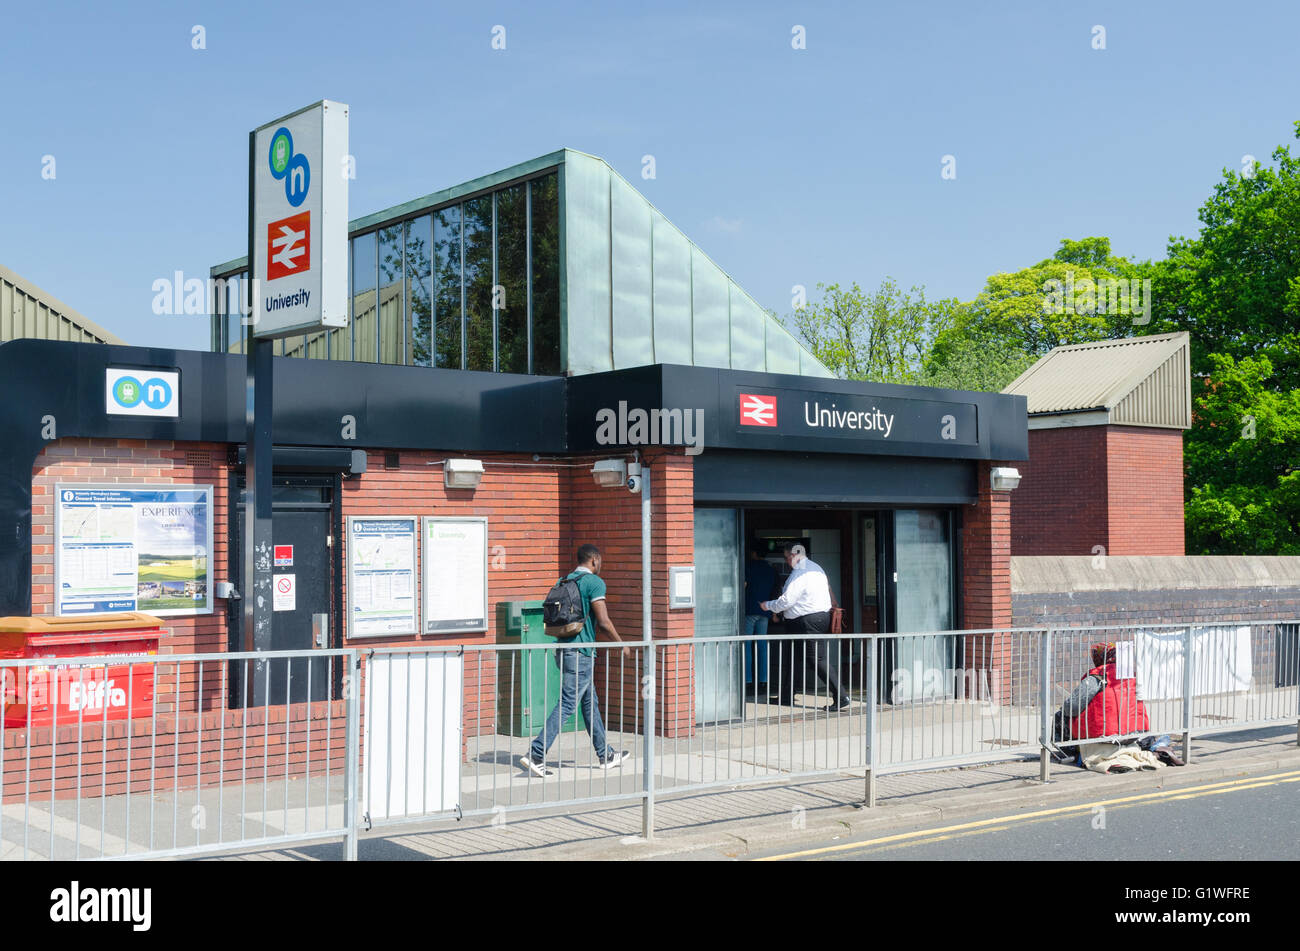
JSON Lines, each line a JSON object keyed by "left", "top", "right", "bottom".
{"left": 1184, "top": 353, "right": 1300, "bottom": 554}
{"left": 1142, "top": 124, "right": 1300, "bottom": 391}
{"left": 786, "top": 125, "right": 1300, "bottom": 554}
{"left": 784, "top": 279, "right": 959, "bottom": 384}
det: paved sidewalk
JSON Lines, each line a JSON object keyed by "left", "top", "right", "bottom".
{"left": 216, "top": 722, "right": 1300, "bottom": 861}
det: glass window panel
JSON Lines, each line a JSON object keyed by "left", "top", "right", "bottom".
{"left": 378, "top": 224, "right": 404, "bottom": 364}
{"left": 405, "top": 215, "right": 433, "bottom": 367}
{"left": 563, "top": 152, "right": 613, "bottom": 374}
{"left": 893, "top": 510, "right": 955, "bottom": 700}
{"left": 529, "top": 174, "right": 560, "bottom": 375}
{"left": 495, "top": 185, "right": 528, "bottom": 374}
{"left": 211, "top": 276, "right": 224, "bottom": 351}
{"left": 332, "top": 243, "right": 353, "bottom": 360}
{"left": 690, "top": 247, "right": 730, "bottom": 369}
{"left": 432, "top": 205, "right": 462, "bottom": 368}
{"left": 352, "top": 232, "right": 377, "bottom": 362}
{"left": 225, "top": 275, "right": 244, "bottom": 354}
{"left": 462, "top": 195, "right": 494, "bottom": 372}
{"left": 610, "top": 175, "right": 654, "bottom": 368}
{"left": 727, "top": 284, "right": 766, "bottom": 372}
{"left": 650, "top": 213, "right": 692, "bottom": 365}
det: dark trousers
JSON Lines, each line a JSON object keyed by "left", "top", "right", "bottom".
{"left": 774, "top": 611, "right": 848, "bottom": 706}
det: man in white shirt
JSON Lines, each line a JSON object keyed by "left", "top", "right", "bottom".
{"left": 762, "top": 543, "right": 851, "bottom": 710}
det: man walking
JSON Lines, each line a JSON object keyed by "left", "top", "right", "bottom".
{"left": 761, "top": 543, "right": 852, "bottom": 710}
{"left": 520, "top": 544, "right": 631, "bottom": 776}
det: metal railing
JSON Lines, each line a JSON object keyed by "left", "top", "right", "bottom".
{"left": 2, "top": 621, "right": 1296, "bottom": 860}
{"left": 0, "top": 649, "right": 358, "bottom": 861}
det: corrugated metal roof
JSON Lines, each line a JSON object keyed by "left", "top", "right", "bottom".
{"left": 0, "top": 263, "right": 125, "bottom": 345}
{"left": 1002, "top": 332, "right": 1190, "bottom": 427}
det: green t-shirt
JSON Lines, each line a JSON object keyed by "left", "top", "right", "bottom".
{"left": 559, "top": 568, "right": 605, "bottom": 656}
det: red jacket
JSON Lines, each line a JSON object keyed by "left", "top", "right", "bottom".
{"left": 1071, "top": 663, "right": 1150, "bottom": 739}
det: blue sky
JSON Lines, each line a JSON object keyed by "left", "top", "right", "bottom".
{"left": 3, "top": 0, "right": 1299, "bottom": 349}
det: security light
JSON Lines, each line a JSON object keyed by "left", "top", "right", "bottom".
{"left": 444, "top": 458, "right": 484, "bottom": 490}
{"left": 990, "top": 467, "right": 1022, "bottom": 492}
{"left": 591, "top": 459, "right": 627, "bottom": 488}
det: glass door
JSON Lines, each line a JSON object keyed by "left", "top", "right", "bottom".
{"left": 891, "top": 509, "right": 956, "bottom": 702}
{"left": 693, "top": 507, "right": 744, "bottom": 723}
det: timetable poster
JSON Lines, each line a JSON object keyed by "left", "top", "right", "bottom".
{"left": 421, "top": 517, "right": 488, "bottom": 634}
{"left": 347, "top": 516, "right": 419, "bottom": 638}
{"left": 55, "top": 485, "right": 213, "bottom": 617}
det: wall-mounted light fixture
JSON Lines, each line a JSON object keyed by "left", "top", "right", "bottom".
{"left": 444, "top": 458, "right": 485, "bottom": 490}
{"left": 591, "top": 458, "right": 627, "bottom": 488}
{"left": 990, "top": 466, "right": 1022, "bottom": 492}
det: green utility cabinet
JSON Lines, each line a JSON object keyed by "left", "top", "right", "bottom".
{"left": 496, "top": 600, "right": 586, "bottom": 737}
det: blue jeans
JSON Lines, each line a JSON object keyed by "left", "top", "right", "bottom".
{"left": 744, "top": 615, "right": 769, "bottom": 683}
{"left": 529, "top": 650, "right": 611, "bottom": 762}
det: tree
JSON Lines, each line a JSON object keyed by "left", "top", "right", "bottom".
{"left": 922, "top": 237, "right": 1145, "bottom": 391}
{"left": 1141, "top": 122, "right": 1300, "bottom": 391}
{"left": 1184, "top": 353, "right": 1300, "bottom": 554}
{"left": 785, "top": 279, "right": 959, "bottom": 384}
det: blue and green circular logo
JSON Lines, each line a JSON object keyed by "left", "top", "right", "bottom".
{"left": 112, "top": 376, "right": 143, "bottom": 407}
{"left": 267, "top": 125, "right": 310, "bottom": 207}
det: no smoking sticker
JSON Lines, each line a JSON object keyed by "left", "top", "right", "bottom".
{"left": 273, "top": 574, "right": 296, "bottom": 612}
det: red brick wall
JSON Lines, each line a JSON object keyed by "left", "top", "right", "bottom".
{"left": 1010, "top": 427, "right": 1109, "bottom": 556}
{"left": 30, "top": 438, "right": 231, "bottom": 714}
{"left": 1011, "top": 425, "right": 1185, "bottom": 557}
{"left": 568, "top": 449, "right": 696, "bottom": 739}
{"left": 1105, "top": 427, "right": 1185, "bottom": 556}
{"left": 961, "top": 461, "right": 1014, "bottom": 702}
{"left": 14, "top": 440, "right": 699, "bottom": 801}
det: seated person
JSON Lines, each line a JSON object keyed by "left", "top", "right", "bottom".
{"left": 1052, "top": 642, "right": 1182, "bottom": 770}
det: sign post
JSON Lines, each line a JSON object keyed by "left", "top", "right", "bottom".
{"left": 245, "top": 100, "right": 348, "bottom": 668}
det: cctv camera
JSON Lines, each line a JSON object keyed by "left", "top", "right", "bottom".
{"left": 626, "top": 474, "right": 642, "bottom": 494}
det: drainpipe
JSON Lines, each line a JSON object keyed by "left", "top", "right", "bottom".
{"left": 639, "top": 462, "right": 654, "bottom": 839}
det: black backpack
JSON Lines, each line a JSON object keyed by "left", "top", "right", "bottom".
{"left": 542, "top": 576, "right": 585, "bottom": 637}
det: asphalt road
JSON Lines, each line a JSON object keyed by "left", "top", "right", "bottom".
{"left": 752, "top": 770, "right": 1300, "bottom": 861}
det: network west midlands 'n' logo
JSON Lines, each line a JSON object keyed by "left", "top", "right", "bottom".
{"left": 268, "top": 127, "right": 310, "bottom": 207}
{"left": 265, "top": 126, "right": 312, "bottom": 282}
{"left": 739, "top": 393, "right": 777, "bottom": 427}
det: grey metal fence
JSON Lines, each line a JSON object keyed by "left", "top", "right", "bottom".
{"left": 2, "top": 622, "right": 1296, "bottom": 860}
{"left": 0, "top": 649, "right": 359, "bottom": 861}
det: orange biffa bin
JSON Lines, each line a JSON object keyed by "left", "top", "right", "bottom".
{"left": 0, "top": 613, "right": 163, "bottom": 729}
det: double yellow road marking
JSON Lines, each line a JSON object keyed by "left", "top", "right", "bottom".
{"left": 756, "top": 770, "right": 1300, "bottom": 861}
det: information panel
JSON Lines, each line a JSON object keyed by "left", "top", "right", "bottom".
{"left": 346, "top": 516, "right": 419, "bottom": 638}
{"left": 55, "top": 485, "right": 214, "bottom": 617}
{"left": 421, "top": 517, "right": 488, "bottom": 634}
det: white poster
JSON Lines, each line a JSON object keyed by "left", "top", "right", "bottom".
{"left": 347, "top": 517, "right": 418, "bottom": 638}
{"left": 364, "top": 652, "right": 462, "bottom": 819}
{"left": 421, "top": 517, "right": 488, "bottom": 634}
{"left": 273, "top": 574, "right": 296, "bottom": 612}
{"left": 55, "top": 485, "right": 213, "bottom": 617}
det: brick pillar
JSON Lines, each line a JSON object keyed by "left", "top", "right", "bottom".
{"left": 962, "top": 461, "right": 1014, "bottom": 703}
{"left": 578, "top": 449, "right": 696, "bottom": 739}
{"left": 648, "top": 449, "right": 695, "bottom": 739}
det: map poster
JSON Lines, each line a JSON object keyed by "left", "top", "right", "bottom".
{"left": 346, "top": 516, "right": 418, "bottom": 638}
{"left": 421, "top": 517, "right": 488, "bottom": 634}
{"left": 55, "top": 485, "right": 213, "bottom": 617}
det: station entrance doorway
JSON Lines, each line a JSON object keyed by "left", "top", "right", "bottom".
{"left": 692, "top": 506, "right": 959, "bottom": 723}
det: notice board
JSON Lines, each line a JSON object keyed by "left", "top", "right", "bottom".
{"left": 54, "top": 484, "right": 214, "bottom": 617}
{"left": 421, "top": 517, "right": 488, "bottom": 634}
{"left": 346, "top": 516, "right": 419, "bottom": 638}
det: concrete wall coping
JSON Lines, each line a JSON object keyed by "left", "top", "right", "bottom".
{"left": 1011, "top": 555, "right": 1300, "bottom": 594}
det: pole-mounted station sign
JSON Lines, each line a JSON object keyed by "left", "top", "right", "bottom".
{"left": 250, "top": 100, "right": 349, "bottom": 338}
{"left": 243, "top": 99, "right": 349, "bottom": 674}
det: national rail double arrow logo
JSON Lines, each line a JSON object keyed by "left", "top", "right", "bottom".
{"left": 739, "top": 393, "right": 777, "bottom": 427}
